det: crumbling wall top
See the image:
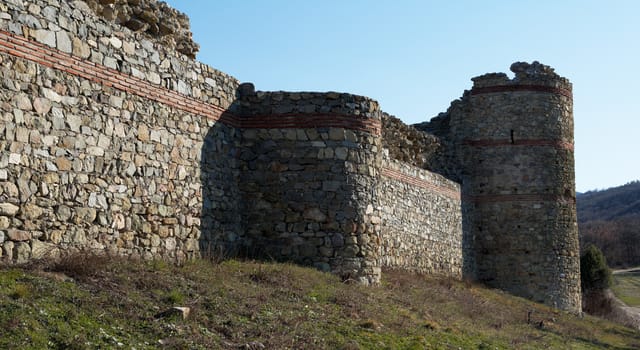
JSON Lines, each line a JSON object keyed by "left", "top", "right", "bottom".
{"left": 382, "top": 113, "right": 441, "bottom": 169}
{"left": 471, "top": 61, "right": 572, "bottom": 92}
{"left": 510, "top": 61, "right": 559, "bottom": 79}
{"left": 80, "top": 0, "right": 199, "bottom": 58}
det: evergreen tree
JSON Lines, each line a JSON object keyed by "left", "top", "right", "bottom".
{"left": 580, "top": 244, "right": 612, "bottom": 291}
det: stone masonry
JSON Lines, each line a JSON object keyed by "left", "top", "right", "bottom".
{"left": 0, "top": 0, "right": 580, "bottom": 311}
{"left": 418, "top": 61, "right": 580, "bottom": 311}
{"left": 79, "top": 0, "right": 199, "bottom": 58}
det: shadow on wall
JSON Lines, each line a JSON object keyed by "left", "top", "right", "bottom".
{"left": 198, "top": 85, "right": 378, "bottom": 281}
{"left": 198, "top": 104, "right": 245, "bottom": 260}
{"left": 461, "top": 196, "right": 477, "bottom": 280}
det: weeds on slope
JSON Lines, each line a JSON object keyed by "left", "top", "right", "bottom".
{"left": 0, "top": 254, "right": 639, "bottom": 349}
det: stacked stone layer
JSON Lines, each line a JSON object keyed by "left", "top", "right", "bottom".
{"left": 379, "top": 155, "right": 463, "bottom": 277}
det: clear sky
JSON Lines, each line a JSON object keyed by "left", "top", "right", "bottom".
{"left": 165, "top": 0, "right": 639, "bottom": 192}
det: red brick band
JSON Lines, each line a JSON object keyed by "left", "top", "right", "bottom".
{"left": 466, "top": 193, "right": 575, "bottom": 204}
{"left": 471, "top": 84, "right": 572, "bottom": 99}
{"left": 0, "top": 30, "right": 381, "bottom": 135}
{"left": 462, "top": 139, "right": 574, "bottom": 151}
{"left": 381, "top": 167, "right": 461, "bottom": 200}
{"left": 0, "top": 30, "right": 228, "bottom": 120}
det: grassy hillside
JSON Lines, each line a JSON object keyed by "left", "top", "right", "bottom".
{"left": 1, "top": 256, "right": 639, "bottom": 350}
{"left": 613, "top": 270, "right": 640, "bottom": 307}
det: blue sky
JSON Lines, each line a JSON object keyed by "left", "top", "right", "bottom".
{"left": 165, "top": 0, "right": 639, "bottom": 192}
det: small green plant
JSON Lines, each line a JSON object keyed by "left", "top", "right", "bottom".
{"left": 150, "top": 259, "right": 169, "bottom": 271}
{"left": 10, "top": 283, "right": 30, "bottom": 299}
{"left": 164, "top": 289, "right": 185, "bottom": 305}
{"left": 580, "top": 244, "right": 612, "bottom": 292}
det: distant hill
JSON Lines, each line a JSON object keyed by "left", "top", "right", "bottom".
{"left": 578, "top": 181, "right": 640, "bottom": 268}
{"left": 578, "top": 181, "right": 640, "bottom": 223}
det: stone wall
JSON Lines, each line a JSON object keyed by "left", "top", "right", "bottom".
{"left": 379, "top": 155, "right": 463, "bottom": 277}
{"left": 0, "top": 0, "right": 240, "bottom": 262}
{"left": 0, "top": 0, "right": 462, "bottom": 285}
{"left": 0, "top": 0, "right": 582, "bottom": 312}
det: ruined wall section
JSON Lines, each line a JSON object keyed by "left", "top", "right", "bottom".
{"left": 234, "top": 90, "right": 384, "bottom": 284}
{"left": 0, "top": 0, "right": 241, "bottom": 262}
{"left": 381, "top": 113, "right": 440, "bottom": 169}
{"left": 413, "top": 95, "right": 470, "bottom": 183}
{"left": 79, "top": 0, "right": 199, "bottom": 58}
{"left": 379, "top": 155, "right": 462, "bottom": 277}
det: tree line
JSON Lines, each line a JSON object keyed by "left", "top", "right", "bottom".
{"left": 578, "top": 181, "right": 640, "bottom": 268}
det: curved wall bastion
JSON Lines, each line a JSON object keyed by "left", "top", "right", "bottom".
{"left": 0, "top": 0, "right": 580, "bottom": 311}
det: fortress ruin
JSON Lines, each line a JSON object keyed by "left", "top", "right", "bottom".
{"left": 0, "top": 0, "right": 581, "bottom": 311}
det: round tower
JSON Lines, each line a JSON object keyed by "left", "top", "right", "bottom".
{"left": 457, "top": 61, "right": 581, "bottom": 311}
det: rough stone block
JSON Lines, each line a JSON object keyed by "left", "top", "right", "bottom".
{"left": 3, "top": 241, "right": 14, "bottom": 260}
{"left": 0, "top": 203, "right": 19, "bottom": 216}
{"left": 303, "top": 208, "right": 327, "bottom": 222}
{"left": 72, "top": 37, "right": 91, "bottom": 58}
{"left": 33, "top": 29, "right": 56, "bottom": 47}
{"left": 328, "top": 128, "right": 344, "bottom": 141}
{"left": 56, "top": 31, "right": 71, "bottom": 53}
{"left": 21, "top": 204, "right": 43, "bottom": 220}
{"left": 0, "top": 217, "right": 10, "bottom": 230}
{"left": 55, "top": 157, "right": 72, "bottom": 171}
{"left": 32, "top": 239, "right": 58, "bottom": 259}
{"left": 74, "top": 208, "right": 96, "bottom": 224}
{"left": 8, "top": 153, "right": 20, "bottom": 165}
{"left": 14, "top": 241, "right": 31, "bottom": 263}
{"left": 7, "top": 229, "right": 31, "bottom": 241}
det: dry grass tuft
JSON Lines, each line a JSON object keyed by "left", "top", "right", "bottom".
{"left": 45, "top": 251, "right": 118, "bottom": 280}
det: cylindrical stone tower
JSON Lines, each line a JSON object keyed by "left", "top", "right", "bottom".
{"left": 456, "top": 61, "right": 581, "bottom": 311}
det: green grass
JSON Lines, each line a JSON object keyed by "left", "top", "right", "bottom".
{"left": 613, "top": 270, "right": 640, "bottom": 307}
{"left": 0, "top": 255, "right": 639, "bottom": 349}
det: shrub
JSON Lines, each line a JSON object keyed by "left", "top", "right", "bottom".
{"left": 580, "top": 244, "right": 612, "bottom": 292}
